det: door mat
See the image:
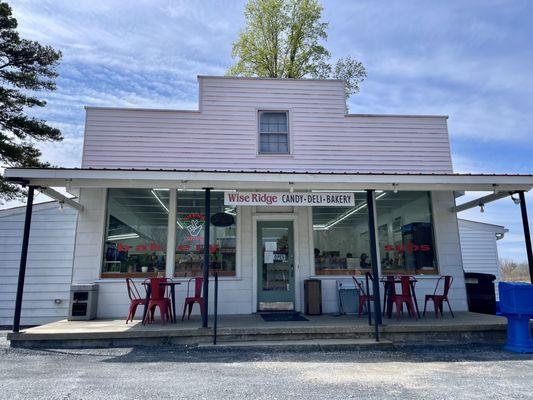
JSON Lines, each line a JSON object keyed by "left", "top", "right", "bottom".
{"left": 260, "top": 312, "right": 309, "bottom": 322}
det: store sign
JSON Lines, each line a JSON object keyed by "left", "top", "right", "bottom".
{"left": 224, "top": 191, "right": 355, "bottom": 207}
{"left": 183, "top": 213, "right": 204, "bottom": 238}
{"left": 211, "top": 212, "right": 235, "bottom": 227}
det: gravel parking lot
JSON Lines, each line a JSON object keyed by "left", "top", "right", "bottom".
{"left": 1, "top": 331, "right": 533, "bottom": 400}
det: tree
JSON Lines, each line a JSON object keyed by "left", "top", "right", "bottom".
{"left": 228, "top": 0, "right": 366, "bottom": 97}
{"left": 0, "top": 1, "right": 62, "bottom": 203}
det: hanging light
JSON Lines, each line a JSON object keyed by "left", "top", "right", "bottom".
{"left": 492, "top": 184, "right": 499, "bottom": 194}
{"left": 479, "top": 203, "right": 485, "bottom": 213}
{"left": 58, "top": 200, "right": 64, "bottom": 212}
{"left": 289, "top": 182, "right": 295, "bottom": 193}
{"left": 511, "top": 193, "right": 521, "bottom": 204}
{"left": 392, "top": 183, "right": 398, "bottom": 194}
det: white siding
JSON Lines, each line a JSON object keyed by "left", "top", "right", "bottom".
{"left": 82, "top": 77, "right": 452, "bottom": 174}
{"left": 0, "top": 203, "right": 77, "bottom": 326}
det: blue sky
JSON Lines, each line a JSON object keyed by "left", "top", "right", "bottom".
{"left": 5, "top": 0, "right": 533, "bottom": 261}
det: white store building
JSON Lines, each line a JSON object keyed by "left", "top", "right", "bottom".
{"left": 4, "top": 76, "right": 533, "bottom": 328}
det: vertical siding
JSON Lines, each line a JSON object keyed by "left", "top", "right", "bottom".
{"left": 82, "top": 76, "right": 452, "bottom": 173}
{"left": 0, "top": 204, "right": 77, "bottom": 326}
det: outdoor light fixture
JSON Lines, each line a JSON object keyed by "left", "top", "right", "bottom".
{"left": 492, "top": 184, "right": 499, "bottom": 194}
{"left": 392, "top": 183, "right": 398, "bottom": 193}
{"left": 289, "top": 182, "right": 295, "bottom": 193}
{"left": 479, "top": 203, "right": 485, "bottom": 213}
{"left": 511, "top": 193, "right": 521, "bottom": 204}
{"left": 58, "top": 200, "right": 64, "bottom": 211}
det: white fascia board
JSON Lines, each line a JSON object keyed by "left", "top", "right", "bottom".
{"left": 458, "top": 219, "right": 508, "bottom": 234}
{"left": 4, "top": 168, "right": 533, "bottom": 192}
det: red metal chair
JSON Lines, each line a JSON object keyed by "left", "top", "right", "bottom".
{"left": 182, "top": 277, "right": 205, "bottom": 321}
{"left": 353, "top": 276, "right": 374, "bottom": 317}
{"left": 390, "top": 275, "right": 418, "bottom": 320}
{"left": 125, "top": 278, "right": 146, "bottom": 324}
{"left": 424, "top": 275, "right": 454, "bottom": 318}
{"left": 144, "top": 278, "right": 173, "bottom": 324}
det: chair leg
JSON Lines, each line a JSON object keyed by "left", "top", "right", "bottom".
{"left": 395, "top": 301, "right": 401, "bottom": 321}
{"left": 423, "top": 298, "right": 428, "bottom": 317}
{"left": 434, "top": 299, "right": 439, "bottom": 318}
{"left": 409, "top": 301, "right": 417, "bottom": 320}
{"left": 182, "top": 301, "right": 188, "bottom": 321}
{"left": 446, "top": 299, "right": 455, "bottom": 318}
{"left": 187, "top": 302, "right": 194, "bottom": 319}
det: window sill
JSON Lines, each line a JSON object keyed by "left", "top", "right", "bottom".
{"left": 95, "top": 276, "right": 242, "bottom": 283}
{"left": 311, "top": 273, "right": 443, "bottom": 279}
{"left": 256, "top": 153, "right": 293, "bottom": 157}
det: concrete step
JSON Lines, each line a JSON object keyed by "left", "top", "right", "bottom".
{"left": 197, "top": 338, "right": 393, "bottom": 352}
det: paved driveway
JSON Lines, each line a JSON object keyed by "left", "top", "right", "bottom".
{"left": 1, "top": 331, "right": 532, "bottom": 400}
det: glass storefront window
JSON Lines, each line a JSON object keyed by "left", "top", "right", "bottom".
{"left": 102, "top": 188, "right": 169, "bottom": 277}
{"left": 376, "top": 191, "right": 438, "bottom": 275}
{"left": 312, "top": 193, "right": 371, "bottom": 275}
{"left": 174, "top": 191, "right": 237, "bottom": 277}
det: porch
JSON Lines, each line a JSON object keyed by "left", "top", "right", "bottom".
{"left": 7, "top": 312, "right": 514, "bottom": 349}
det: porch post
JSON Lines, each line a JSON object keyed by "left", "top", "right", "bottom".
{"left": 202, "top": 188, "right": 212, "bottom": 328}
{"left": 518, "top": 191, "right": 533, "bottom": 282}
{"left": 12, "top": 185, "right": 35, "bottom": 333}
{"left": 165, "top": 189, "right": 177, "bottom": 278}
{"left": 366, "top": 190, "right": 382, "bottom": 337}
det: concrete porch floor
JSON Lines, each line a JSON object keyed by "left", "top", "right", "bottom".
{"left": 7, "top": 312, "right": 517, "bottom": 348}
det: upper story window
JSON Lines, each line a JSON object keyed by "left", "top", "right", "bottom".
{"left": 259, "top": 111, "right": 289, "bottom": 154}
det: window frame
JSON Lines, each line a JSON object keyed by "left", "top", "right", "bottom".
{"left": 257, "top": 110, "right": 291, "bottom": 155}
{"left": 100, "top": 188, "right": 170, "bottom": 279}
{"left": 310, "top": 191, "right": 441, "bottom": 278}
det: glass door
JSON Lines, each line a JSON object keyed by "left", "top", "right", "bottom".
{"left": 257, "top": 221, "right": 295, "bottom": 311}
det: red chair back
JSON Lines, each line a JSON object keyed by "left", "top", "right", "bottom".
{"left": 193, "top": 277, "right": 203, "bottom": 298}
{"left": 434, "top": 275, "right": 453, "bottom": 296}
{"left": 400, "top": 275, "right": 412, "bottom": 296}
{"left": 126, "top": 278, "right": 142, "bottom": 301}
{"left": 149, "top": 278, "right": 168, "bottom": 300}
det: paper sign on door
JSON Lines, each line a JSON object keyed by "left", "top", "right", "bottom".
{"left": 265, "top": 241, "right": 277, "bottom": 251}
{"left": 264, "top": 251, "right": 274, "bottom": 264}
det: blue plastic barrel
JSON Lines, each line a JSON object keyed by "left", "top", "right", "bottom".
{"left": 498, "top": 282, "right": 533, "bottom": 353}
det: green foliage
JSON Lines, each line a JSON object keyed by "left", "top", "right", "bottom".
{"left": 228, "top": 0, "right": 366, "bottom": 97}
{"left": 0, "top": 1, "right": 62, "bottom": 203}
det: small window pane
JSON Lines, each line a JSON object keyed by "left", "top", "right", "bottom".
{"left": 174, "top": 191, "right": 236, "bottom": 277}
{"left": 313, "top": 193, "right": 371, "bottom": 276}
{"left": 102, "top": 188, "right": 169, "bottom": 277}
{"left": 259, "top": 112, "right": 289, "bottom": 154}
{"left": 376, "top": 191, "right": 438, "bottom": 275}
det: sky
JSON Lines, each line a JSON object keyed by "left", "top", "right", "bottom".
{"left": 3, "top": 0, "right": 533, "bottom": 262}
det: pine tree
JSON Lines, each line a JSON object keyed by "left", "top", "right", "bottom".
{"left": 0, "top": 1, "right": 62, "bottom": 202}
